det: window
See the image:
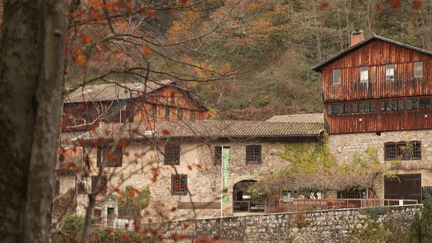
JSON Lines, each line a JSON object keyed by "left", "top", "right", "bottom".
{"left": 190, "top": 110, "right": 195, "bottom": 121}
{"left": 55, "top": 179, "right": 60, "bottom": 196}
{"left": 379, "top": 100, "right": 403, "bottom": 112}
{"left": 337, "top": 188, "right": 366, "bottom": 199}
{"left": 165, "top": 106, "right": 170, "bottom": 121}
{"left": 164, "top": 144, "right": 180, "bottom": 165}
{"left": 385, "top": 141, "right": 421, "bottom": 160}
{"left": 94, "top": 209, "right": 102, "bottom": 224}
{"left": 246, "top": 145, "right": 261, "bottom": 164}
{"left": 150, "top": 104, "right": 157, "bottom": 120}
{"left": 415, "top": 61, "right": 423, "bottom": 78}
{"left": 177, "top": 108, "right": 183, "bottom": 120}
{"left": 91, "top": 176, "right": 108, "bottom": 195}
{"left": 385, "top": 64, "right": 395, "bottom": 81}
{"left": 97, "top": 146, "right": 122, "bottom": 167}
{"left": 171, "top": 174, "right": 187, "bottom": 195}
{"left": 360, "top": 66, "right": 368, "bottom": 83}
{"left": 333, "top": 69, "right": 341, "bottom": 85}
{"left": 327, "top": 103, "right": 350, "bottom": 116}
{"left": 407, "top": 98, "right": 431, "bottom": 110}
{"left": 352, "top": 102, "right": 375, "bottom": 114}
{"left": 214, "top": 146, "right": 222, "bottom": 165}
{"left": 77, "top": 181, "right": 86, "bottom": 194}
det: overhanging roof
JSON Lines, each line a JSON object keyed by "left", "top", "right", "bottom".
{"left": 312, "top": 35, "right": 432, "bottom": 73}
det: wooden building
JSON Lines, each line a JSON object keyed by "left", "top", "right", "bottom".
{"left": 313, "top": 34, "right": 432, "bottom": 134}
{"left": 62, "top": 80, "right": 207, "bottom": 132}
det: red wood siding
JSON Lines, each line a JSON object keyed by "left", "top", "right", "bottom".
{"left": 322, "top": 40, "right": 432, "bottom": 102}
{"left": 325, "top": 97, "right": 432, "bottom": 134}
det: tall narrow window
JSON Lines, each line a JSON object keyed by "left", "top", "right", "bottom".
{"left": 385, "top": 64, "right": 395, "bottom": 81}
{"left": 165, "top": 106, "right": 170, "bottom": 121}
{"left": 214, "top": 146, "right": 222, "bottom": 165}
{"left": 415, "top": 61, "right": 423, "bottom": 78}
{"left": 360, "top": 66, "right": 368, "bottom": 83}
{"left": 177, "top": 108, "right": 183, "bottom": 121}
{"left": 333, "top": 69, "right": 341, "bottom": 85}
{"left": 190, "top": 110, "right": 195, "bottom": 121}
{"left": 150, "top": 104, "right": 157, "bottom": 121}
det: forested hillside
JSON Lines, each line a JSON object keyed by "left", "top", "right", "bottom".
{"left": 65, "top": 0, "right": 432, "bottom": 120}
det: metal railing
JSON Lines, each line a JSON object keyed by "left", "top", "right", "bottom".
{"left": 278, "top": 198, "right": 419, "bottom": 212}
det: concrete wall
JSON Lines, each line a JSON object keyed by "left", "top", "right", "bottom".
{"left": 156, "top": 205, "right": 421, "bottom": 243}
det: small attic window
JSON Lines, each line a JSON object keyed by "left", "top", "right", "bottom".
{"left": 333, "top": 69, "right": 341, "bottom": 85}
{"left": 414, "top": 61, "right": 423, "bottom": 78}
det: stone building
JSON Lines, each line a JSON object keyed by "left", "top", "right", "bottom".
{"left": 312, "top": 33, "right": 432, "bottom": 203}
{"left": 56, "top": 120, "right": 323, "bottom": 226}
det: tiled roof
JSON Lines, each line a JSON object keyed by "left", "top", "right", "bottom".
{"left": 267, "top": 113, "right": 324, "bottom": 124}
{"left": 64, "top": 80, "right": 174, "bottom": 103}
{"left": 312, "top": 35, "right": 432, "bottom": 73}
{"left": 77, "top": 120, "right": 324, "bottom": 141}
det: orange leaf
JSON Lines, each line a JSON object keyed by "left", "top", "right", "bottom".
{"left": 105, "top": 229, "right": 112, "bottom": 234}
{"left": 118, "top": 140, "right": 126, "bottom": 148}
{"left": 77, "top": 54, "right": 86, "bottom": 66}
{"left": 121, "top": 235, "right": 128, "bottom": 241}
{"left": 170, "top": 207, "right": 177, "bottom": 211}
{"left": 107, "top": 154, "right": 113, "bottom": 162}
{"left": 144, "top": 46, "right": 152, "bottom": 56}
{"left": 147, "top": 8, "right": 155, "bottom": 19}
{"left": 91, "top": 9, "right": 99, "bottom": 18}
{"left": 187, "top": 165, "right": 192, "bottom": 170}
{"left": 180, "top": 0, "right": 187, "bottom": 6}
{"left": 61, "top": 123, "right": 67, "bottom": 130}
{"left": 89, "top": 0, "right": 103, "bottom": 7}
{"left": 173, "top": 183, "right": 180, "bottom": 190}
{"left": 319, "top": 2, "right": 329, "bottom": 9}
{"left": 376, "top": 3, "right": 381, "bottom": 10}
{"left": 65, "top": 37, "right": 71, "bottom": 44}
{"left": 129, "top": 190, "right": 135, "bottom": 197}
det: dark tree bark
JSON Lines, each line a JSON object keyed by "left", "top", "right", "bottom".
{"left": 0, "top": 0, "right": 67, "bottom": 242}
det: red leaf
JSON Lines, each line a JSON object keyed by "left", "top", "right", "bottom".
{"left": 105, "top": 229, "right": 112, "bottom": 234}
{"left": 170, "top": 207, "right": 177, "bottom": 211}
{"left": 118, "top": 140, "right": 126, "bottom": 148}
{"left": 391, "top": 0, "right": 400, "bottom": 8}
{"left": 162, "top": 129, "right": 170, "bottom": 135}
{"left": 147, "top": 8, "right": 155, "bottom": 19}
{"left": 114, "top": 1, "right": 123, "bottom": 8}
{"left": 374, "top": 3, "right": 381, "bottom": 10}
{"left": 121, "top": 235, "right": 128, "bottom": 241}
{"left": 180, "top": 0, "right": 187, "bottom": 6}
{"left": 188, "top": 165, "right": 192, "bottom": 170}
{"left": 61, "top": 123, "right": 67, "bottom": 130}
{"left": 413, "top": 0, "right": 422, "bottom": 10}
{"left": 319, "top": 2, "right": 329, "bottom": 9}
{"left": 129, "top": 190, "right": 135, "bottom": 197}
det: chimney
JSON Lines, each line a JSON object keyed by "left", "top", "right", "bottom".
{"left": 350, "top": 30, "right": 364, "bottom": 47}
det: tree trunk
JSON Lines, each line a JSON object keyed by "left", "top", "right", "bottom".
{"left": 0, "top": 0, "right": 67, "bottom": 242}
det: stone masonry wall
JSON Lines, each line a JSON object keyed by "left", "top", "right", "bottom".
{"left": 328, "top": 130, "right": 432, "bottom": 199}
{"left": 155, "top": 205, "right": 421, "bottom": 243}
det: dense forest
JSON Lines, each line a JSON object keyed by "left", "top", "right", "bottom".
{"left": 65, "top": 0, "right": 432, "bottom": 120}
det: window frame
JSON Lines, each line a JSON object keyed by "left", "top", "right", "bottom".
{"left": 407, "top": 98, "right": 431, "bottom": 110}
{"left": 246, "top": 145, "right": 262, "bottom": 164}
{"left": 379, "top": 100, "right": 404, "bottom": 112}
{"left": 214, "top": 146, "right": 222, "bottom": 165}
{"left": 384, "top": 141, "right": 421, "bottom": 161}
{"left": 332, "top": 69, "right": 341, "bottom": 85}
{"left": 414, "top": 61, "right": 423, "bottom": 78}
{"left": 165, "top": 106, "right": 170, "bottom": 121}
{"left": 385, "top": 64, "right": 395, "bottom": 81}
{"left": 164, "top": 144, "right": 181, "bottom": 165}
{"left": 150, "top": 104, "right": 157, "bottom": 121}
{"left": 171, "top": 174, "right": 188, "bottom": 195}
{"left": 327, "top": 103, "right": 350, "bottom": 116}
{"left": 77, "top": 181, "right": 86, "bottom": 195}
{"left": 360, "top": 66, "right": 368, "bottom": 83}
{"left": 352, "top": 101, "right": 375, "bottom": 114}
{"left": 97, "top": 145, "right": 123, "bottom": 167}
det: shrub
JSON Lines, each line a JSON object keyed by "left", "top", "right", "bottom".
{"left": 406, "top": 197, "right": 432, "bottom": 242}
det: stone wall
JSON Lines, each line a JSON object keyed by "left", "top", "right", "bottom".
{"left": 328, "top": 130, "right": 432, "bottom": 199}
{"left": 154, "top": 205, "right": 421, "bottom": 243}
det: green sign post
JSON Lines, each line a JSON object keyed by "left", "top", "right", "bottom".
{"left": 221, "top": 147, "right": 230, "bottom": 203}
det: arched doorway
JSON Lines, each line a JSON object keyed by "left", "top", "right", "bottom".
{"left": 233, "top": 180, "right": 264, "bottom": 212}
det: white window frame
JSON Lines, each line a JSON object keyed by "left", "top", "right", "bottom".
{"left": 360, "top": 66, "right": 368, "bottom": 83}
{"left": 385, "top": 64, "right": 395, "bottom": 81}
